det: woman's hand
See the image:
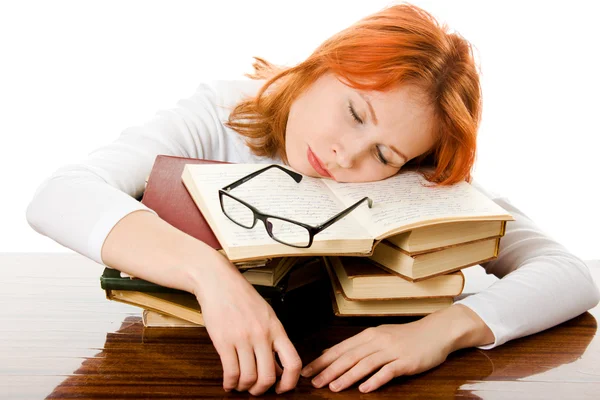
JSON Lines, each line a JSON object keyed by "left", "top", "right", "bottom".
{"left": 100, "top": 210, "right": 301, "bottom": 395}
{"left": 194, "top": 254, "right": 302, "bottom": 396}
{"left": 300, "top": 322, "right": 451, "bottom": 393}
{"left": 300, "top": 304, "right": 494, "bottom": 393}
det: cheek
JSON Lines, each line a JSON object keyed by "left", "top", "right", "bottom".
{"left": 285, "top": 111, "right": 305, "bottom": 153}
{"left": 335, "top": 162, "right": 398, "bottom": 183}
{"left": 284, "top": 121, "right": 311, "bottom": 172}
{"left": 286, "top": 107, "right": 316, "bottom": 147}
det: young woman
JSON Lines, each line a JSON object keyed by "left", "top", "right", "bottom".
{"left": 26, "top": 3, "right": 599, "bottom": 396}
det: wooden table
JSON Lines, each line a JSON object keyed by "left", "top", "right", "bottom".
{"left": 1, "top": 253, "right": 599, "bottom": 399}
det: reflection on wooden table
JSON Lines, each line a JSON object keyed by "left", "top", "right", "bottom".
{"left": 1, "top": 254, "right": 599, "bottom": 399}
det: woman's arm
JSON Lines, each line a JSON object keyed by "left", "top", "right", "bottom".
{"left": 301, "top": 189, "right": 600, "bottom": 393}
{"left": 100, "top": 209, "right": 302, "bottom": 395}
{"left": 100, "top": 209, "right": 220, "bottom": 295}
{"left": 26, "top": 79, "right": 300, "bottom": 396}
{"left": 455, "top": 192, "right": 600, "bottom": 349}
{"left": 25, "top": 81, "right": 255, "bottom": 264}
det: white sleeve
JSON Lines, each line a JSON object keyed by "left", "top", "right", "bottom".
{"left": 26, "top": 81, "right": 252, "bottom": 265}
{"left": 455, "top": 184, "right": 600, "bottom": 349}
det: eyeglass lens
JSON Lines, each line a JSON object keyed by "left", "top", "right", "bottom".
{"left": 265, "top": 217, "right": 311, "bottom": 247}
{"left": 221, "top": 195, "right": 255, "bottom": 228}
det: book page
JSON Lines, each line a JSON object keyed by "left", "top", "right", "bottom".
{"left": 185, "top": 164, "right": 372, "bottom": 247}
{"left": 323, "top": 170, "right": 513, "bottom": 239}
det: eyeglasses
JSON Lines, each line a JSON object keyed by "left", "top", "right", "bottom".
{"left": 218, "top": 164, "right": 373, "bottom": 248}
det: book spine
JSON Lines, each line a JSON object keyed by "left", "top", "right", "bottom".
{"left": 101, "top": 268, "right": 288, "bottom": 300}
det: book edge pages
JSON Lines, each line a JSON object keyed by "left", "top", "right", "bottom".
{"left": 143, "top": 309, "right": 204, "bottom": 327}
{"left": 107, "top": 290, "right": 204, "bottom": 325}
{"left": 322, "top": 257, "right": 453, "bottom": 316}
{"left": 385, "top": 234, "right": 503, "bottom": 257}
{"left": 351, "top": 267, "right": 466, "bottom": 299}
{"left": 374, "top": 214, "right": 514, "bottom": 242}
{"left": 242, "top": 257, "right": 297, "bottom": 286}
{"left": 329, "top": 256, "right": 460, "bottom": 301}
{"left": 386, "top": 220, "right": 506, "bottom": 253}
{"left": 412, "top": 237, "right": 500, "bottom": 279}
{"left": 368, "top": 237, "right": 499, "bottom": 282}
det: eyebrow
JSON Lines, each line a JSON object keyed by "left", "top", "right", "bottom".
{"left": 357, "top": 92, "right": 379, "bottom": 125}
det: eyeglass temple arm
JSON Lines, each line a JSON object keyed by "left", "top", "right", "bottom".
{"left": 316, "top": 197, "right": 373, "bottom": 232}
{"left": 222, "top": 164, "right": 302, "bottom": 191}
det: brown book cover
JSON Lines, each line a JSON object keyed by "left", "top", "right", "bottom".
{"left": 141, "top": 155, "right": 227, "bottom": 250}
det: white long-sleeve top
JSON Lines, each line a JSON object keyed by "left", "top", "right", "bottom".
{"left": 26, "top": 79, "right": 600, "bottom": 349}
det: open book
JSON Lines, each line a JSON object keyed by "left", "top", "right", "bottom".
{"left": 182, "top": 164, "right": 514, "bottom": 262}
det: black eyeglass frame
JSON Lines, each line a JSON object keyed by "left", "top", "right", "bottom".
{"left": 218, "top": 164, "right": 373, "bottom": 248}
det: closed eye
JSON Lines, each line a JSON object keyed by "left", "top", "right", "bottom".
{"left": 348, "top": 103, "right": 363, "bottom": 124}
{"left": 375, "top": 145, "right": 388, "bottom": 165}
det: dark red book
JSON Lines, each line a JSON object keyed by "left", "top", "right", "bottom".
{"left": 141, "top": 155, "right": 227, "bottom": 250}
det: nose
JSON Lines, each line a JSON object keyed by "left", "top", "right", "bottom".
{"left": 332, "top": 145, "right": 354, "bottom": 169}
{"left": 331, "top": 136, "right": 369, "bottom": 169}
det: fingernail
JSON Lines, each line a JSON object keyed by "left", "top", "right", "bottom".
{"left": 359, "top": 383, "right": 371, "bottom": 393}
{"left": 312, "top": 377, "right": 323, "bottom": 388}
{"left": 301, "top": 367, "right": 312, "bottom": 377}
{"left": 330, "top": 382, "right": 339, "bottom": 391}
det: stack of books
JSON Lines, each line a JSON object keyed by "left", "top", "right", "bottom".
{"left": 322, "top": 217, "right": 505, "bottom": 316}
{"left": 100, "top": 155, "right": 513, "bottom": 326}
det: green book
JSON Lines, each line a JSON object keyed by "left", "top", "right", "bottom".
{"left": 100, "top": 257, "right": 330, "bottom": 327}
{"left": 100, "top": 267, "right": 290, "bottom": 300}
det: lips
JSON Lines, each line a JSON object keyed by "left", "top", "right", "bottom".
{"left": 307, "top": 147, "right": 332, "bottom": 178}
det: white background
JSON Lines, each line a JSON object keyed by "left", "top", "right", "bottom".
{"left": 1, "top": 0, "right": 599, "bottom": 260}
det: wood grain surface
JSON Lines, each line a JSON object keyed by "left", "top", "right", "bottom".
{"left": 1, "top": 254, "right": 598, "bottom": 399}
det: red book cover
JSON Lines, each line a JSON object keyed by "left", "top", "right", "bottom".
{"left": 141, "top": 155, "right": 227, "bottom": 250}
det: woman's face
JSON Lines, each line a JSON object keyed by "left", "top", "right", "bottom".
{"left": 285, "top": 73, "right": 436, "bottom": 183}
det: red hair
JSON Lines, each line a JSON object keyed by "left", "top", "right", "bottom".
{"left": 227, "top": 3, "right": 481, "bottom": 185}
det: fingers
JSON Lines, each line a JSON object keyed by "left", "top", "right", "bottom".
{"left": 221, "top": 330, "right": 298, "bottom": 396}
{"left": 328, "top": 351, "right": 391, "bottom": 392}
{"left": 234, "top": 343, "right": 257, "bottom": 392}
{"left": 273, "top": 335, "right": 303, "bottom": 394}
{"left": 358, "top": 360, "right": 405, "bottom": 393}
{"left": 247, "top": 342, "right": 277, "bottom": 396}
{"left": 274, "top": 351, "right": 284, "bottom": 377}
{"left": 217, "top": 345, "right": 240, "bottom": 392}
{"left": 309, "top": 343, "right": 378, "bottom": 389}
{"left": 305, "top": 349, "right": 402, "bottom": 393}
{"left": 301, "top": 328, "right": 374, "bottom": 378}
